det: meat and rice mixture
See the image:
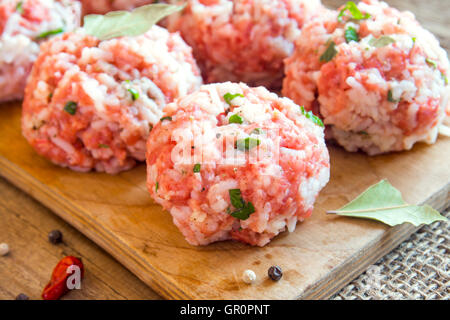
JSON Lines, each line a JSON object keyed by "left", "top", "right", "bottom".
{"left": 0, "top": 0, "right": 80, "bottom": 102}
{"left": 146, "top": 82, "right": 330, "bottom": 246}
{"left": 166, "top": 0, "right": 324, "bottom": 89}
{"left": 81, "top": 0, "right": 158, "bottom": 15}
{"left": 22, "top": 26, "right": 202, "bottom": 174}
{"left": 283, "top": 0, "right": 450, "bottom": 155}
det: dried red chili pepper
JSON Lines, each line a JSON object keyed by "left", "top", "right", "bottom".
{"left": 41, "top": 256, "right": 84, "bottom": 300}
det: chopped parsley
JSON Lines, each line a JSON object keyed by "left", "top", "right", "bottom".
{"left": 37, "top": 28, "right": 64, "bottom": 39}
{"left": 224, "top": 93, "right": 244, "bottom": 105}
{"left": 251, "top": 128, "right": 264, "bottom": 135}
{"left": 345, "top": 26, "right": 359, "bottom": 43}
{"left": 229, "top": 189, "right": 245, "bottom": 208}
{"left": 16, "top": 1, "right": 23, "bottom": 14}
{"left": 320, "top": 41, "right": 337, "bottom": 62}
{"left": 369, "top": 36, "right": 395, "bottom": 48}
{"left": 98, "top": 144, "right": 109, "bottom": 148}
{"left": 425, "top": 58, "right": 438, "bottom": 69}
{"left": 300, "top": 106, "right": 324, "bottom": 127}
{"left": 228, "top": 189, "right": 255, "bottom": 220}
{"left": 387, "top": 90, "right": 400, "bottom": 103}
{"left": 229, "top": 114, "right": 243, "bottom": 124}
{"left": 160, "top": 116, "right": 172, "bottom": 122}
{"left": 63, "top": 101, "right": 77, "bottom": 115}
{"left": 128, "top": 88, "right": 139, "bottom": 101}
{"left": 443, "top": 73, "right": 449, "bottom": 85}
{"left": 231, "top": 202, "right": 255, "bottom": 220}
{"left": 236, "top": 137, "right": 261, "bottom": 151}
{"left": 193, "top": 163, "right": 201, "bottom": 173}
{"left": 337, "top": 1, "right": 371, "bottom": 22}
{"left": 155, "top": 182, "right": 159, "bottom": 193}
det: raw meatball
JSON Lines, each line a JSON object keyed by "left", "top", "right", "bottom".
{"left": 22, "top": 26, "right": 202, "bottom": 173}
{"left": 283, "top": 0, "right": 450, "bottom": 155}
{"left": 166, "top": 0, "right": 324, "bottom": 89}
{"left": 0, "top": 0, "right": 81, "bottom": 102}
{"left": 146, "top": 82, "right": 330, "bottom": 246}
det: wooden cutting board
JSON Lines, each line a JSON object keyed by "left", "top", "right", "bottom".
{"left": 0, "top": 102, "right": 448, "bottom": 300}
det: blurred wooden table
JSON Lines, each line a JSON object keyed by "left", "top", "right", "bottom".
{"left": 0, "top": 0, "right": 448, "bottom": 300}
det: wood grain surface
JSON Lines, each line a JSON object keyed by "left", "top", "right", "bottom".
{"left": 0, "top": 0, "right": 449, "bottom": 300}
{"left": 0, "top": 175, "right": 159, "bottom": 300}
{"left": 0, "top": 102, "right": 448, "bottom": 300}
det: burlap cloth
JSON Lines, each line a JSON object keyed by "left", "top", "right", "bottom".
{"left": 332, "top": 208, "right": 449, "bottom": 300}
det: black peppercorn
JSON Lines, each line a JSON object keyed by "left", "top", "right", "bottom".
{"left": 15, "top": 293, "right": 29, "bottom": 300}
{"left": 48, "top": 230, "right": 63, "bottom": 244}
{"left": 268, "top": 266, "right": 283, "bottom": 281}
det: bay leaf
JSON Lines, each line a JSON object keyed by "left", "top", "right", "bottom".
{"left": 83, "top": 3, "right": 185, "bottom": 41}
{"left": 327, "top": 180, "right": 447, "bottom": 227}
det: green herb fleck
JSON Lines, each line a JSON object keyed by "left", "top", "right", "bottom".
{"left": 425, "top": 58, "right": 438, "bottom": 69}
{"left": 193, "top": 163, "right": 201, "bottom": 173}
{"left": 98, "top": 144, "right": 109, "bottom": 148}
{"left": 443, "top": 73, "right": 449, "bottom": 85}
{"left": 128, "top": 88, "right": 139, "bottom": 101}
{"left": 369, "top": 36, "right": 395, "bottom": 48}
{"left": 160, "top": 116, "right": 172, "bottom": 122}
{"left": 16, "top": 1, "right": 23, "bottom": 14}
{"left": 228, "top": 189, "right": 255, "bottom": 220}
{"left": 412, "top": 37, "right": 416, "bottom": 44}
{"left": 251, "top": 128, "right": 264, "bottom": 135}
{"left": 320, "top": 41, "right": 338, "bottom": 62}
{"left": 345, "top": 26, "right": 359, "bottom": 43}
{"left": 327, "top": 180, "right": 447, "bottom": 227}
{"left": 230, "top": 202, "right": 255, "bottom": 220}
{"left": 37, "top": 28, "right": 64, "bottom": 39}
{"left": 63, "top": 101, "right": 77, "bottom": 115}
{"left": 229, "top": 189, "right": 245, "bottom": 209}
{"left": 387, "top": 90, "right": 400, "bottom": 103}
{"left": 338, "top": 1, "right": 371, "bottom": 22}
{"left": 300, "top": 106, "right": 324, "bottom": 127}
{"left": 155, "top": 181, "right": 159, "bottom": 193}
{"left": 229, "top": 114, "right": 243, "bottom": 124}
{"left": 224, "top": 93, "right": 244, "bottom": 106}
{"left": 236, "top": 137, "right": 261, "bottom": 151}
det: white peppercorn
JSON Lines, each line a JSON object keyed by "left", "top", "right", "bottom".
{"left": 0, "top": 243, "right": 10, "bottom": 256}
{"left": 242, "top": 269, "right": 256, "bottom": 284}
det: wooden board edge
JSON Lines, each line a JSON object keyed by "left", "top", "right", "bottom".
{"left": 300, "top": 183, "right": 449, "bottom": 300}
{"left": 0, "top": 156, "right": 194, "bottom": 300}
{"left": 0, "top": 152, "right": 448, "bottom": 300}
